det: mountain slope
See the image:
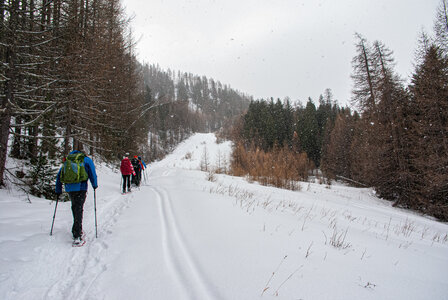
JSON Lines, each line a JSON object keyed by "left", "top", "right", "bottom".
{"left": 0, "top": 133, "right": 447, "bottom": 300}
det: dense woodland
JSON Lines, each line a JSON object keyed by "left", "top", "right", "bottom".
{"left": 231, "top": 1, "right": 448, "bottom": 220}
{"left": 0, "top": 0, "right": 250, "bottom": 197}
{"left": 1, "top": 0, "right": 147, "bottom": 196}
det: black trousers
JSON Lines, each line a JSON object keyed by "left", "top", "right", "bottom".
{"left": 135, "top": 169, "right": 142, "bottom": 186}
{"left": 68, "top": 191, "right": 87, "bottom": 239}
{"left": 131, "top": 171, "right": 141, "bottom": 186}
{"left": 137, "top": 169, "right": 142, "bottom": 185}
{"left": 122, "top": 174, "right": 131, "bottom": 192}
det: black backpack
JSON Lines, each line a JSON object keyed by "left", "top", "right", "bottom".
{"left": 131, "top": 158, "right": 140, "bottom": 172}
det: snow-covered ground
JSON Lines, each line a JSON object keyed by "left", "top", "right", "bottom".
{"left": 1, "top": 133, "right": 447, "bottom": 300}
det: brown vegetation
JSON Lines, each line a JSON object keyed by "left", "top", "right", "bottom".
{"left": 230, "top": 142, "right": 313, "bottom": 190}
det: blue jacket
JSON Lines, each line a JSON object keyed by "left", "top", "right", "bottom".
{"left": 138, "top": 156, "right": 147, "bottom": 169}
{"left": 55, "top": 151, "right": 98, "bottom": 194}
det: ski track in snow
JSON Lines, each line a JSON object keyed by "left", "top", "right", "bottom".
{"left": 39, "top": 172, "right": 221, "bottom": 300}
{"left": 42, "top": 192, "right": 137, "bottom": 300}
{"left": 152, "top": 185, "right": 222, "bottom": 300}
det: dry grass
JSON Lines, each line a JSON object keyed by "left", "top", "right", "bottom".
{"left": 206, "top": 170, "right": 217, "bottom": 182}
{"left": 329, "top": 226, "right": 351, "bottom": 249}
{"left": 230, "top": 142, "right": 313, "bottom": 191}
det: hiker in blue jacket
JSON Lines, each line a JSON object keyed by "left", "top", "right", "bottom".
{"left": 138, "top": 156, "right": 147, "bottom": 169}
{"left": 138, "top": 156, "right": 148, "bottom": 184}
{"left": 55, "top": 150, "right": 98, "bottom": 245}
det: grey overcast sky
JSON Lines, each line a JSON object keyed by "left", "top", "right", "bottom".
{"left": 122, "top": 0, "right": 440, "bottom": 106}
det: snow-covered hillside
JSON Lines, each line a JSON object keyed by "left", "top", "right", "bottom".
{"left": 1, "top": 133, "right": 447, "bottom": 300}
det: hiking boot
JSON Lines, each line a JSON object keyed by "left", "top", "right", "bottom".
{"left": 72, "top": 236, "right": 86, "bottom": 247}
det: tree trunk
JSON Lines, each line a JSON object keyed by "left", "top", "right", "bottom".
{"left": 0, "top": 0, "right": 19, "bottom": 186}
{"left": 11, "top": 117, "right": 22, "bottom": 158}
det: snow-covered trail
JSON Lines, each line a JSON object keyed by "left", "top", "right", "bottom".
{"left": 1, "top": 133, "right": 448, "bottom": 300}
{"left": 91, "top": 176, "right": 224, "bottom": 300}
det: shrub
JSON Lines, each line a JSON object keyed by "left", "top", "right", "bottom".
{"left": 230, "top": 142, "right": 313, "bottom": 190}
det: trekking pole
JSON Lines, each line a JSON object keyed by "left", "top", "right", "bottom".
{"left": 94, "top": 189, "right": 98, "bottom": 238}
{"left": 143, "top": 169, "right": 147, "bottom": 185}
{"left": 50, "top": 194, "right": 60, "bottom": 236}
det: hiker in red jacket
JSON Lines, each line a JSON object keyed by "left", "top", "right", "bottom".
{"left": 120, "top": 153, "right": 135, "bottom": 193}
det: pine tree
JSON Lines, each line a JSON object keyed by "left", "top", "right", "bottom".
{"left": 296, "top": 98, "right": 319, "bottom": 167}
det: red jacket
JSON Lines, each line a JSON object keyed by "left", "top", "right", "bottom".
{"left": 120, "top": 157, "right": 135, "bottom": 175}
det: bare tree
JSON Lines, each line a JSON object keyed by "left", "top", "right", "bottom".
{"left": 409, "top": 44, "right": 448, "bottom": 219}
{"left": 434, "top": 0, "right": 448, "bottom": 55}
{"left": 0, "top": 0, "right": 60, "bottom": 185}
{"left": 351, "top": 33, "right": 377, "bottom": 115}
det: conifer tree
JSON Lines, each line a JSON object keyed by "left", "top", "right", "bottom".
{"left": 0, "top": 0, "right": 60, "bottom": 186}
{"left": 321, "top": 110, "right": 355, "bottom": 180}
{"left": 434, "top": 0, "right": 448, "bottom": 55}
{"left": 296, "top": 98, "right": 319, "bottom": 167}
{"left": 408, "top": 44, "right": 448, "bottom": 218}
{"left": 0, "top": 0, "right": 149, "bottom": 191}
{"left": 370, "top": 41, "right": 412, "bottom": 201}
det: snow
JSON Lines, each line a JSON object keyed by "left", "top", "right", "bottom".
{"left": 1, "top": 133, "right": 447, "bottom": 300}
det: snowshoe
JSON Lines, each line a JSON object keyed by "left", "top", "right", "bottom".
{"left": 72, "top": 236, "right": 86, "bottom": 247}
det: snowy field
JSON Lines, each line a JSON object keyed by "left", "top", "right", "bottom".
{"left": 1, "top": 133, "right": 447, "bottom": 300}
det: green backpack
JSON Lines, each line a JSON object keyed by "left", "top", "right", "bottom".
{"left": 60, "top": 153, "right": 89, "bottom": 184}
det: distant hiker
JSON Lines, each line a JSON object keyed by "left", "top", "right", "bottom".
{"left": 138, "top": 156, "right": 147, "bottom": 184}
{"left": 138, "top": 156, "right": 147, "bottom": 170}
{"left": 120, "top": 154, "right": 135, "bottom": 193}
{"left": 55, "top": 150, "right": 98, "bottom": 246}
{"left": 131, "top": 155, "right": 142, "bottom": 186}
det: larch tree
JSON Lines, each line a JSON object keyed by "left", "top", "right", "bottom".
{"left": 408, "top": 44, "right": 448, "bottom": 218}
{"left": 0, "top": 0, "right": 61, "bottom": 187}
{"left": 321, "top": 110, "right": 355, "bottom": 180}
{"left": 371, "top": 40, "right": 412, "bottom": 202}
{"left": 434, "top": 0, "right": 448, "bottom": 55}
{"left": 0, "top": 0, "right": 148, "bottom": 194}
